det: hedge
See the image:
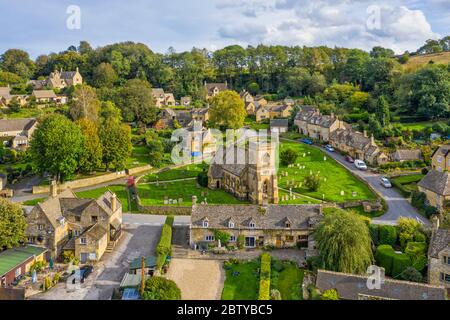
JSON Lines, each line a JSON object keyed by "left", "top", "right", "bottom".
{"left": 369, "top": 224, "right": 379, "bottom": 246}
{"left": 375, "top": 245, "right": 412, "bottom": 278}
{"left": 379, "top": 225, "right": 397, "bottom": 246}
{"left": 258, "top": 253, "right": 271, "bottom": 300}
{"left": 405, "top": 242, "right": 427, "bottom": 273}
{"left": 156, "top": 216, "right": 173, "bottom": 270}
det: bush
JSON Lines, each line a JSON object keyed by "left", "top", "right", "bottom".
{"left": 156, "top": 217, "right": 173, "bottom": 270}
{"left": 392, "top": 253, "right": 412, "bottom": 278}
{"left": 258, "top": 253, "right": 271, "bottom": 300}
{"left": 322, "top": 289, "right": 339, "bottom": 300}
{"left": 63, "top": 251, "right": 75, "bottom": 264}
{"left": 379, "top": 225, "right": 397, "bottom": 246}
{"left": 375, "top": 245, "right": 412, "bottom": 278}
{"left": 280, "top": 148, "right": 297, "bottom": 166}
{"left": 30, "top": 260, "right": 47, "bottom": 273}
{"left": 142, "top": 276, "right": 181, "bottom": 300}
{"left": 214, "top": 230, "right": 231, "bottom": 245}
{"left": 400, "top": 267, "right": 423, "bottom": 283}
{"left": 405, "top": 242, "right": 427, "bottom": 272}
{"left": 411, "top": 191, "right": 427, "bottom": 211}
{"left": 197, "top": 171, "right": 208, "bottom": 187}
{"left": 304, "top": 174, "right": 321, "bottom": 192}
{"left": 306, "top": 256, "right": 322, "bottom": 272}
{"left": 270, "top": 289, "right": 281, "bottom": 300}
{"left": 369, "top": 224, "right": 379, "bottom": 246}
{"left": 271, "top": 259, "right": 285, "bottom": 273}
{"left": 237, "top": 235, "right": 245, "bottom": 249}
{"left": 397, "top": 217, "right": 425, "bottom": 250}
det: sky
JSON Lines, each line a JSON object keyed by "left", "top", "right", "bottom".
{"left": 0, "top": 0, "right": 449, "bottom": 58}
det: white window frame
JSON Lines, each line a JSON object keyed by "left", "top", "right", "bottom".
{"left": 202, "top": 220, "right": 209, "bottom": 228}
{"left": 249, "top": 222, "right": 256, "bottom": 229}
{"left": 80, "top": 237, "right": 87, "bottom": 245}
{"left": 230, "top": 235, "right": 237, "bottom": 242}
{"left": 38, "top": 224, "right": 44, "bottom": 231}
{"left": 228, "top": 221, "right": 234, "bottom": 228}
{"left": 205, "top": 235, "right": 214, "bottom": 242}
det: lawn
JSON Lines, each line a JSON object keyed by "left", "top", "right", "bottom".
{"left": 221, "top": 260, "right": 260, "bottom": 300}
{"left": 391, "top": 173, "right": 424, "bottom": 197}
{"left": 23, "top": 185, "right": 132, "bottom": 211}
{"left": 137, "top": 179, "right": 248, "bottom": 206}
{"left": 278, "top": 140, "right": 376, "bottom": 202}
{"left": 278, "top": 190, "right": 321, "bottom": 204}
{"left": 399, "top": 121, "right": 445, "bottom": 131}
{"left": 126, "top": 145, "right": 150, "bottom": 168}
{"left": 271, "top": 261, "right": 304, "bottom": 300}
{"left": 143, "top": 163, "right": 206, "bottom": 182}
{"left": 244, "top": 117, "right": 269, "bottom": 131}
{"left": 1, "top": 106, "right": 58, "bottom": 119}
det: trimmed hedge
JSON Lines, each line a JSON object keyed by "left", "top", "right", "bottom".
{"left": 156, "top": 216, "right": 173, "bottom": 270}
{"left": 405, "top": 242, "right": 427, "bottom": 273}
{"left": 369, "top": 224, "right": 379, "bottom": 246}
{"left": 375, "top": 245, "right": 412, "bottom": 278}
{"left": 258, "top": 253, "right": 271, "bottom": 300}
{"left": 379, "top": 225, "right": 397, "bottom": 246}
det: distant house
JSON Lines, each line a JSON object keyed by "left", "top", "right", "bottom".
{"left": 270, "top": 119, "right": 289, "bottom": 133}
{"left": 255, "top": 95, "right": 268, "bottom": 107}
{"left": 0, "top": 86, "right": 28, "bottom": 108}
{"left": 191, "top": 108, "right": 209, "bottom": 123}
{"left": 294, "top": 106, "right": 344, "bottom": 142}
{"left": 0, "top": 118, "right": 37, "bottom": 149}
{"left": 255, "top": 104, "right": 293, "bottom": 123}
{"left": 391, "top": 149, "right": 423, "bottom": 162}
{"left": 0, "top": 246, "right": 48, "bottom": 287}
{"left": 204, "top": 82, "right": 228, "bottom": 100}
{"left": 431, "top": 145, "right": 450, "bottom": 172}
{"left": 240, "top": 91, "right": 258, "bottom": 115}
{"left": 164, "top": 93, "right": 176, "bottom": 106}
{"left": 255, "top": 107, "right": 271, "bottom": 122}
{"left": 28, "top": 68, "right": 82, "bottom": 90}
{"left": 180, "top": 96, "right": 192, "bottom": 107}
{"left": 32, "top": 90, "right": 58, "bottom": 104}
{"left": 157, "top": 107, "right": 209, "bottom": 129}
{"left": 0, "top": 173, "right": 7, "bottom": 191}
{"left": 151, "top": 88, "right": 166, "bottom": 108}
{"left": 190, "top": 204, "right": 322, "bottom": 254}
{"left": 315, "top": 269, "right": 447, "bottom": 300}
{"left": 284, "top": 97, "right": 295, "bottom": 106}
{"left": 25, "top": 183, "right": 123, "bottom": 261}
{"left": 428, "top": 228, "right": 450, "bottom": 289}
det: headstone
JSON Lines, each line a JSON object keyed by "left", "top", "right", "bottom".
{"left": 169, "top": 199, "right": 173, "bottom": 204}
{"left": 163, "top": 199, "right": 169, "bottom": 205}
{"left": 289, "top": 188, "right": 292, "bottom": 197}
{"left": 293, "top": 195, "right": 296, "bottom": 200}
{"left": 324, "top": 156, "right": 327, "bottom": 161}
{"left": 173, "top": 200, "right": 178, "bottom": 204}
{"left": 352, "top": 192, "right": 357, "bottom": 197}
{"left": 178, "top": 198, "right": 183, "bottom": 203}
{"left": 341, "top": 190, "right": 345, "bottom": 196}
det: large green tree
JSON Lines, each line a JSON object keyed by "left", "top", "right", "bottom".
{"left": 99, "top": 119, "right": 132, "bottom": 170}
{"left": 0, "top": 198, "right": 27, "bottom": 249}
{"left": 30, "top": 114, "right": 85, "bottom": 182}
{"left": 76, "top": 118, "right": 103, "bottom": 173}
{"left": 92, "top": 62, "right": 118, "bottom": 88}
{"left": 69, "top": 84, "right": 101, "bottom": 123}
{"left": 314, "top": 209, "right": 373, "bottom": 274}
{"left": 209, "top": 90, "right": 246, "bottom": 130}
{"left": 141, "top": 276, "right": 181, "bottom": 300}
{"left": 0, "top": 49, "right": 35, "bottom": 79}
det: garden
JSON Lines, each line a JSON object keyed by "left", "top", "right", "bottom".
{"left": 391, "top": 173, "right": 425, "bottom": 198}
{"left": 278, "top": 141, "right": 376, "bottom": 203}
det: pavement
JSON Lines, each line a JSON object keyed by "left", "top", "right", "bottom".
{"left": 317, "top": 145, "right": 429, "bottom": 226}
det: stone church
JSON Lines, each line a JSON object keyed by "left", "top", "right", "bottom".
{"left": 207, "top": 141, "right": 279, "bottom": 205}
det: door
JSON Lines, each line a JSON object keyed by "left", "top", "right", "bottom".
{"left": 275, "top": 236, "right": 282, "bottom": 248}
{"left": 80, "top": 253, "right": 88, "bottom": 264}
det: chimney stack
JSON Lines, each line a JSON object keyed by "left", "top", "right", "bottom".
{"left": 363, "top": 130, "right": 368, "bottom": 138}
{"left": 432, "top": 215, "right": 440, "bottom": 230}
{"left": 370, "top": 134, "right": 375, "bottom": 146}
{"left": 50, "top": 180, "right": 58, "bottom": 197}
{"left": 192, "top": 195, "right": 197, "bottom": 206}
{"left": 111, "top": 193, "right": 117, "bottom": 212}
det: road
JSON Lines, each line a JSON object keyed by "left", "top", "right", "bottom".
{"left": 319, "top": 146, "right": 429, "bottom": 226}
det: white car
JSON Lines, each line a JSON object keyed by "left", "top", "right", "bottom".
{"left": 354, "top": 160, "right": 368, "bottom": 170}
{"left": 380, "top": 177, "right": 392, "bottom": 188}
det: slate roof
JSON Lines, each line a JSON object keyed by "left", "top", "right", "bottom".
{"left": 32, "top": 90, "right": 57, "bottom": 99}
{"left": 428, "top": 228, "right": 450, "bottom": 259}
{"left": 392, "top": 149, "right": 423, "bottom": 161}
{"left": 0, "top": 118, "right": 36, "bottom": 133}
{"left": 330, "top": 129, "right": 375, "bottom": 151}
{"left": 295, "top": 105, "right": 319, "bottom": 121}
{"left": 191, "top": 204, "right": 323, "bottom": 230}
{"left": 205, "top": 82, "right": 228, "bottom": 95}
{"left": 270, "top": 119, "right": 289, "bottom": 128}
{"left": 83, "top": 223, "right": 107, "bottom": 241}
{"left": 151, "top": 88, "right": 165, "bottom": 98}
{"left": 316, "top": 270, "right": 447, "bottom": 300}
{"left": 306, "top": 114, "right": 337, "bottom": 128}
{"left": 431, "top": 145, "right": 450, "bottom": 159}
{"left": 60, "top": 71, "right": 78, "bottom": 79}
{"left": 418, "top": 170, "right": 450, "bottom": 196}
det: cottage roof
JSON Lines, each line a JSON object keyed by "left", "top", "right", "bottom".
{"left": 316, "top": 269, "right": 447, "bottom": 300}
{"left": 0, "top": 118, "right": 36, "bottom": 133}
{"left": 431, "top": 145, "right": 450, "bottom": 159}
{"left": 204, "top": 82, "right": 228, "bottom": 95}
{"left": 393, "top": 149, "right": 423, "bottom": 161}
{"left": 0, "top": 87, "right": 12, "bottom": 99}
{"left": 151, "top": 88, "right": 165, "bottom": 98}
{"left": 32, "top": 90, "right": 57, "bottom": 99}
{"left": 418, "top": 170, "right": 450, "bottom": 196}
{"left": 191, "top": 204, "right": 322, "bottom": 230}
{"left": 428, "top": 228, "right": 450, "bottom": 259}
{"left": 180, "top": 96, "right": 191, "bottom": 103}
{"left": 83, "top": 223, "right": 107, "bottom": 241}
{"left": 270, "top": 119, "right": 289, "bottom": 128}
{"left": 164, "top": 93, "right": 175, "bottom": 101}
{"left": 294, "top": 105, "right": 319, "bottom": 121}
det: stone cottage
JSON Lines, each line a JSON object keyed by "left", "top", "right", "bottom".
{"left": 428, "top": 227, "right": 450, "bottom": 289}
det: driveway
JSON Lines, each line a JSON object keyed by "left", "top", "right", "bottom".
{"left": 318, "top": 146, "right": 429, "bottom": 226}
{"left": 29, "top": 223, "right": 161, "bottom": 300}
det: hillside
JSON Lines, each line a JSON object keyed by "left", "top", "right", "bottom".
{"left": 404, "top": 51, "right": 450, "bottom": 71}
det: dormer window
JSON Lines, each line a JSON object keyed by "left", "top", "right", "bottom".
{"left": 444, "top": 256, "right": 450, "bottom": 265}
{"left": 285, "top": 221, "right": 291, "bottom": 228}
{"left": 249, "top": 222, "right": 256, "bottom": 229}
{"left": 80, "top": 237, "right": 87, "bottom": 245}
{"left": 228, "top": 221, "right": 234, "bottom": 228}
{"left": 202, "top": 219, "right": 209, "bottom": 228}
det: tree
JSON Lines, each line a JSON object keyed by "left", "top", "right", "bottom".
{"left": 397, "top": 217, "right": 424, "bottom": 250}
{"left": 92, "top": 62, "right": 118, "bottom": 88}
{"left": 0, "top": 198, "right": 27, "bottom": 249}
{"left": 247, "top": 82, "right": 260, "bottom": 95}
{"left": 142, "top": 277, "right": 181, "bottom": 300}
{"left": 0, "top": 49, "right": 35, "bottom": 79}
{"left": 375, "top": 95, "right": 390, "bottom": 127}
{"left": 99, "top": 119, "right": 132, "bottom": 170}
{"left": 322, "top": 289, "right": 339, "bottom": 300}
{"left": 76, "top": 118, "right": 102, "bottom": 173}
{"left": 144, "top": 130, "right": 164, "bottom": 167}
{"left": 314, "top": 208, "right": 373, "bottom": 274}
{"left": 116, "top": 79, "right": 157, "bottom": 125}
{"left": 370, "top": 46, "right": 395, "bottom": 58}
{"left": 280, "top": 148, "right": 297, "bottom": 166}
{"left": 69, "top": 84, "right": 100, "bottom": 123}
{"left": 29, "top": 114, "right": 84, "bottom": 182}
{"left": 209, "top": 90, "right": 246, "bottom": 130}
{"left": 99, "top": 101, "right": 122, "bottom": 124}
{"left": 304, "top": 174, "right": 321, "bottom": 192}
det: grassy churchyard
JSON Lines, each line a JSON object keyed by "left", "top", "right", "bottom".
{"left": 278, "top": 141, "right": 376, "bottom": 203}
{"left": 142, "top": 163, "right": 206, "bottom": 183}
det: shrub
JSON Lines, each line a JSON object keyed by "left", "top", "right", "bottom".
{"left": 280, "top": 148, "right": 297, "bottom": 166}
{"left": 271, "top": 259, "right": 285, "bottom": 273}
{"left": 258, "top": 253, "right": 271, "bottom": 300}
{"left": 306, "top": 256, "right": 321, "bottom": 272}
{"left": 379, "top": 225, "right": 397, "bottom": 246}
{"left": 411, "top": 191, "right": 427, "bottom": 211}
{"left": 63, "top": 251, "right": 75, "bottom": 264}
{"left": 397, "top": 217, "right": 424, "bottom": 250}
{"left": 141, "top": 276, "right": 181, "bottom": 300}
{"left": 375, "top": 245, "right": 395, "bottom": 275}
{"left": 369, "top": 224, "right": 379, "bottom": 246}
{"left": 400, "top": 267, "right": 423, "bottom": 283}
{"left": 392, "top": 253, "right": 412, "bottom": 278}
{"left": 52, "top": 273, "right": 61, "bottom": 284}
{"left": 405, "top": 242, "right": 427, "bottom": 272}
{"left": 30, "top": 260, "right": 47, "bottom": 273}
{"left": 270, "top": 289, "right": 281, "bottom": 300}
{"left": 322, "top": 289, "right": 339, "bottom": 300}
{"left": 237, "top": 235, "right": 245, "bottom": 249}
{"left": 156, "top": 217, "right": 173, "bottom": 270}
{"left": 304, "top": 174, "right": 321, "bottom": 192}
{"left": 214, "top": 230, "right": 231, "bottom": 245}
{"left": 197, "top": 171, "right": 208, "bottom": 187}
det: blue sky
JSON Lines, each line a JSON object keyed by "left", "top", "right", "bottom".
{"left": 0, "top": 0, "right": 448, "bottom": 58}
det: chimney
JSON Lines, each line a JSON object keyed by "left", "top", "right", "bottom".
{"left": 50, "top": 180, "right": 58, "bottom": 197}
{"left": 111, "top": 193, "right": 117, "bottom": 212}
{"left": 76, "top": 67, "right": 79, "bottom": 72}
{"left": 330, "top": 112, "right": 335, "bottom": 118}
{"left": 370, "top": 134, "right": 375, "bottom": 146}
{"left": 432, "top": 215, "right": 440, "bottom": 230}
{"left": 192, "top": 195, "right": 197, "bottom": 206}
{"left": 363, "top": 130, "right": 368, "bottom": 138}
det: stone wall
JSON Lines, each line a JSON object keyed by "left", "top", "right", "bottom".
{"left": 32, "top": 165, "right": 152, "bottom": 194}
{"left": 136, "top": 194, "right": 191, "bottom": 215}
{"left": 428, "top": 256, "right": 450, "bottom": 289}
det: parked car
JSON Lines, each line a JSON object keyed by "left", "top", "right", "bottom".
{"left": 354, "top": 159, "right": 368, "bottom": 170}
{"left": 345, "top": 155, "right": 354, "bottom": 163}
{"left": 380, "top": 177, "right": 392, "bottom": 188}
{"left": 324, "top": 145, "right": 334, "bottom": 152}
{"left": 80, "top": 265, "right": 94, "bottom": 283}
{"left": 300, "top": 138, "right": 313, "bottom": 145}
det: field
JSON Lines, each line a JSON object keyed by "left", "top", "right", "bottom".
{"left": 278, "top": 141, "right": 376, "bottom": 203}
{"left": 221, "top": 260, "right": 260, "bottom": 300}
{"left": 1, "top": 106, "right": 58, "bottom": 119}
{"left": 404, "top": 52, "right": 450, "bottom": 71}
{"left": 137, "top": 179, "right": 247, "bottom": 206}
{"left": 23, "top": 185, "right": 132, "bottom": 211}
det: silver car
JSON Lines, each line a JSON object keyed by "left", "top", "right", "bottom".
{"left": 380, "top": 177, "right": 392, "bottom": 188}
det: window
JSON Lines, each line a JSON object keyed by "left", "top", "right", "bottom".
{"left": 38, "top": 224, "right": 44, "bottom": 231}
{"left": 438, "top": 156, "right": 443, "bottom": 163}
{"left": 285, "top": 222, "right": 291, "bottom": 228}
{"left": 228, "top": 221, "right": 234, "bottom": 228}
{"left": 286, "top": 236, "right": 294, "bottom": 242}
{"left": 202, "top": 220, "right": 209, "bottom": 228}
{"left": 75, "top": 216, "right": 81, "bottom": 222}
{"left": 440, "top": 273, "right": 450, "bottom": 283}
{"left": 74, "top": 230, "right": 80, "bottom": 237}
{"left": 205, "top": 235, "right": 214, "bottom": 241}
{"left": 80, "top": 237, "right": 87, "bottom": 245}
{"left": 249, "top": 222, "right": 256, "bottom": 229}
{"left": 230, "top": 235, "right": 236, "bottom": 242}
{"left": 444, "top": 256, "right": 450, "bottom": 265}
{"left": 91, "top": 216, "right": 98, "bottom": 223}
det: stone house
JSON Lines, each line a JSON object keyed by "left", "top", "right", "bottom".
{"left": 208, "top": 142, "right": 278, "bottom": 205}
{"left": 270, "top": 119, "right": 289, "bottom": 133}
{"left": 428, "top": 228, "right": 450, "bottom": 289}
{"left": 294, "top": 106, "right": 344, "bottom": 142}
{"left": 180, "top": 96, "right": 192, "bottom": 107}
{"left": 191, "top": 108, "right": 209, "bottom": 123}
{"left": 0, "top": 87, "right": 29, "bottom": 108}
{"left": 29, "top": 68, "right": 82, "bottom": 90}
{"left": 255, "top": 107, "right": 271, "bottom": 122}
{"left": 190, "top": 204, "right": 322, "bottom": 253}
{"left": 25, "top": 183, "right": 123, "bottom": 262}
{"left": 417, "top": 170, "right": 450, "bottom": 212}
{"left": 316, "top": 270, "right": 447, "bottom": 300}
{"left": 151, "top": 88, "right": 166, "bottom": 108}
{"left": 0, "top": 118, "right": 37, "bottom": 149}
{"left": 431, "top": 145, "right": 450, "bottom": 172}
{"left": 329, "top": 129, "right": 388, "bottom": 166}
{"left": 255, "top": 104, "right": 293, "bottom": 123}
{"left": 284, "top": 97, "right": 295, "bottom": 106}
{"left": 240, "top": 90, "right": 258, "bottom": 115}
{"left": 181, "top": 124, "right": 217, "bottom": 159}
{"left": 255, "top": 95, "right": 268, "bottom": 108}
{"left": 32, "top": 90, "right": 58, "bottom": 104}
{"left": 164, "top": 93, "right": 176, "bottom": 106}
{"left": 157, "top": 107, "right": 209, "bottom": 129}
{"left": 391, "top": 149, "right": 423, "bottom": 162}
{"left": 204, "top": 82, "right": 228, "bottom": 100}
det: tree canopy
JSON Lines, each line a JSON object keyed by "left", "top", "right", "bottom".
{"left": 0, "top": 198, "right": 27, "bottom": 249}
